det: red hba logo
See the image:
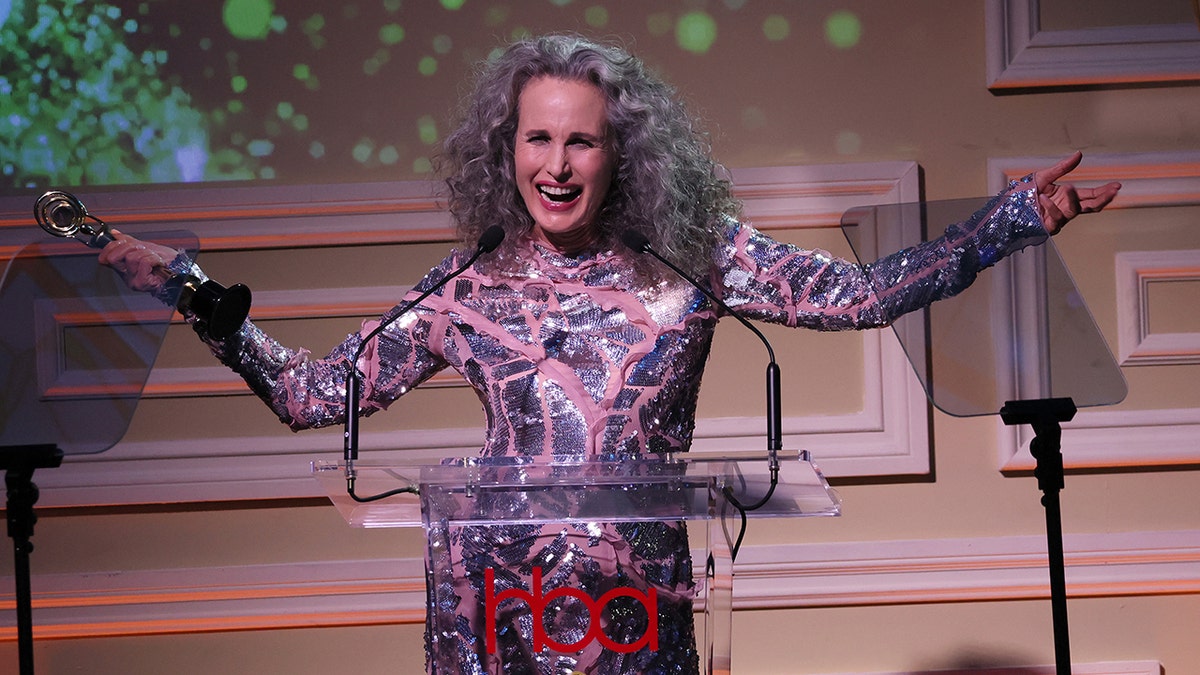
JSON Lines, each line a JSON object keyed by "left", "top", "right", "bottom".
{"left": 484, "top": 567, "right": 658, "bottom": 654}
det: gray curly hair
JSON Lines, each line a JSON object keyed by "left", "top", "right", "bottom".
{"left": 439, "top": 33, "right": 740, "bottom": 278}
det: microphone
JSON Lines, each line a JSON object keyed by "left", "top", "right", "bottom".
{"left": 621, "top": 230, "right": 782, "bottom": 460}
{"left": 621, "top": 228, "right": 780, "bottom": 545}
{"left": 343, "top": 225, "right": 505, "bottom": 502}
{"left": 34, "top": 190, "right": 252, "bottom": 340}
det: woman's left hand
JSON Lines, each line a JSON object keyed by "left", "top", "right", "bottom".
{"left": 1034, "top": 151, "right": 1122, "bottom": 235}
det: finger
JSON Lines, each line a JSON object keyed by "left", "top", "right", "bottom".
{"left": 123, "top": 251, "right": 152, "bottom": 287}
{"left": 1038, "top": 195, "right": 1067, "bottom": 234}
{"left": 1035, "top": 151, "right": 1084, "bottom": 190}
{"left": 102, "top": 240, "right": 147, "bottom": 270}
{"left": 97, "top": 238, "right": 129, "bottom": 265}
{"left": 1057, "top": 184, "right": 1081, "bottom": 220}
{"left": 135, "top": 247, "right": 168, "bottom": 269}
{"left": 1077, "top": 181, "right": 1122, "bottom": 212}
{"left": 108, "top": 229, "right": 134, "bottom": 245}
{"left": 131, "top": 256, "right": 163, "bottom": 291}
{"left": 126, "top": 258, "right": 150, "bottom": 290}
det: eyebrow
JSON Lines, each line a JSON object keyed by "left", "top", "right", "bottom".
{"left": 519, "top": 127, "right": 605, "bottom": 143}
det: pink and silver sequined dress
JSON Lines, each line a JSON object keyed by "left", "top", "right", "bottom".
{"left": 203, "top": 182, "right": 1044, "bottom": 674}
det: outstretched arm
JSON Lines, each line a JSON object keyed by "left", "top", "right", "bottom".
{"left": 715, "top": 153, "right": 1122, "bottom": 331}
{"left": 97, "top": 229, "right": 449, "bottom": 431}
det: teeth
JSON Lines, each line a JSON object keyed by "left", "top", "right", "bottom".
{"left": 538, "top": 185, "right": 580, "bottom": 200}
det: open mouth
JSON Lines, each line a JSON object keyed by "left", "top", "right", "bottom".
{"left": 537, "top": 184, "right": 582, "bottom": 204}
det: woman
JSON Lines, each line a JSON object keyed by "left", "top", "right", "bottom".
{"left": 101, "top": 34, "right": 1119, "bottom": 675}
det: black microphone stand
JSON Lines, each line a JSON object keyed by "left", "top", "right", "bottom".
{"left": 343, "top": 227, "right": 505, "bottom": 503}
{"left": 1000, "top": 396, "right": 1076, "bottom": 675}
{"left": 3, "top": 444, "right": 64, "bottom": 675}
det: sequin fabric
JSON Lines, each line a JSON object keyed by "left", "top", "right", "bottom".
{"left": 202, "top": 180, "right": 1044, "bottom": 674}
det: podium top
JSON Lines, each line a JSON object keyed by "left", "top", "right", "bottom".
{"left": 314, "top": 450, "right": 840, "bottom": 528}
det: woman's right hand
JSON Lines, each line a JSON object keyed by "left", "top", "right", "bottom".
{"left": 1033, "top": 152, "right": 1122, "bottom": 235}
{"left": 96, "top": 229, "right": 180, "bottom": 293}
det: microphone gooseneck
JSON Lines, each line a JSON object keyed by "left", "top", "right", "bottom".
{"left": 620, "top": 229, "right": 782, "bottom": 458}
{"left": 622, "top": 228, "right": 781, "bottom": 560}
{"left": 344, "top": 226, "right": 505, "bottom": 503}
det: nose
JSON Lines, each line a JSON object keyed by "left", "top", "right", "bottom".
{"left": 547, "top": 143, "right": 571, "bottom": 181}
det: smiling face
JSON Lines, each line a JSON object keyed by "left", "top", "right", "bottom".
{"left": 514, "top": 76, "right": 615, "bottom": 253}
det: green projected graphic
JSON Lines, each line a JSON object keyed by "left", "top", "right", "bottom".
{"left": 0, "top": 0, "right": 863, "bottom": 191}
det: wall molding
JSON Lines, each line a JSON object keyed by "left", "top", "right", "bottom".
{"left": 735, "top": 530, "right": 1200, "bottom": 609}
{"left": 985, "top": 0, "right": 1200, "bottom": 91}
{"left": 988, "top": 152, "right": 1200, "bottom": 472}
{"left": 2, "top": 529, "right": 1195, "bottom": 642}
{"left": 1115, "top": 249, "right": 1200, "bottom": 366}
{"left": 0, "top": 180, "right": 457, "bottom": 256}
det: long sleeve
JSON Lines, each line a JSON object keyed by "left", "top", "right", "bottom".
{"left": 713, "top": 177, "right": 1047, "bottom": 330}
{"left": 186, "top": 256, "right": 456, "bottom": 431}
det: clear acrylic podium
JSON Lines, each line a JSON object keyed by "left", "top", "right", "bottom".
{"left": 314, "top": 449, "right": 839, "bottom": 674}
